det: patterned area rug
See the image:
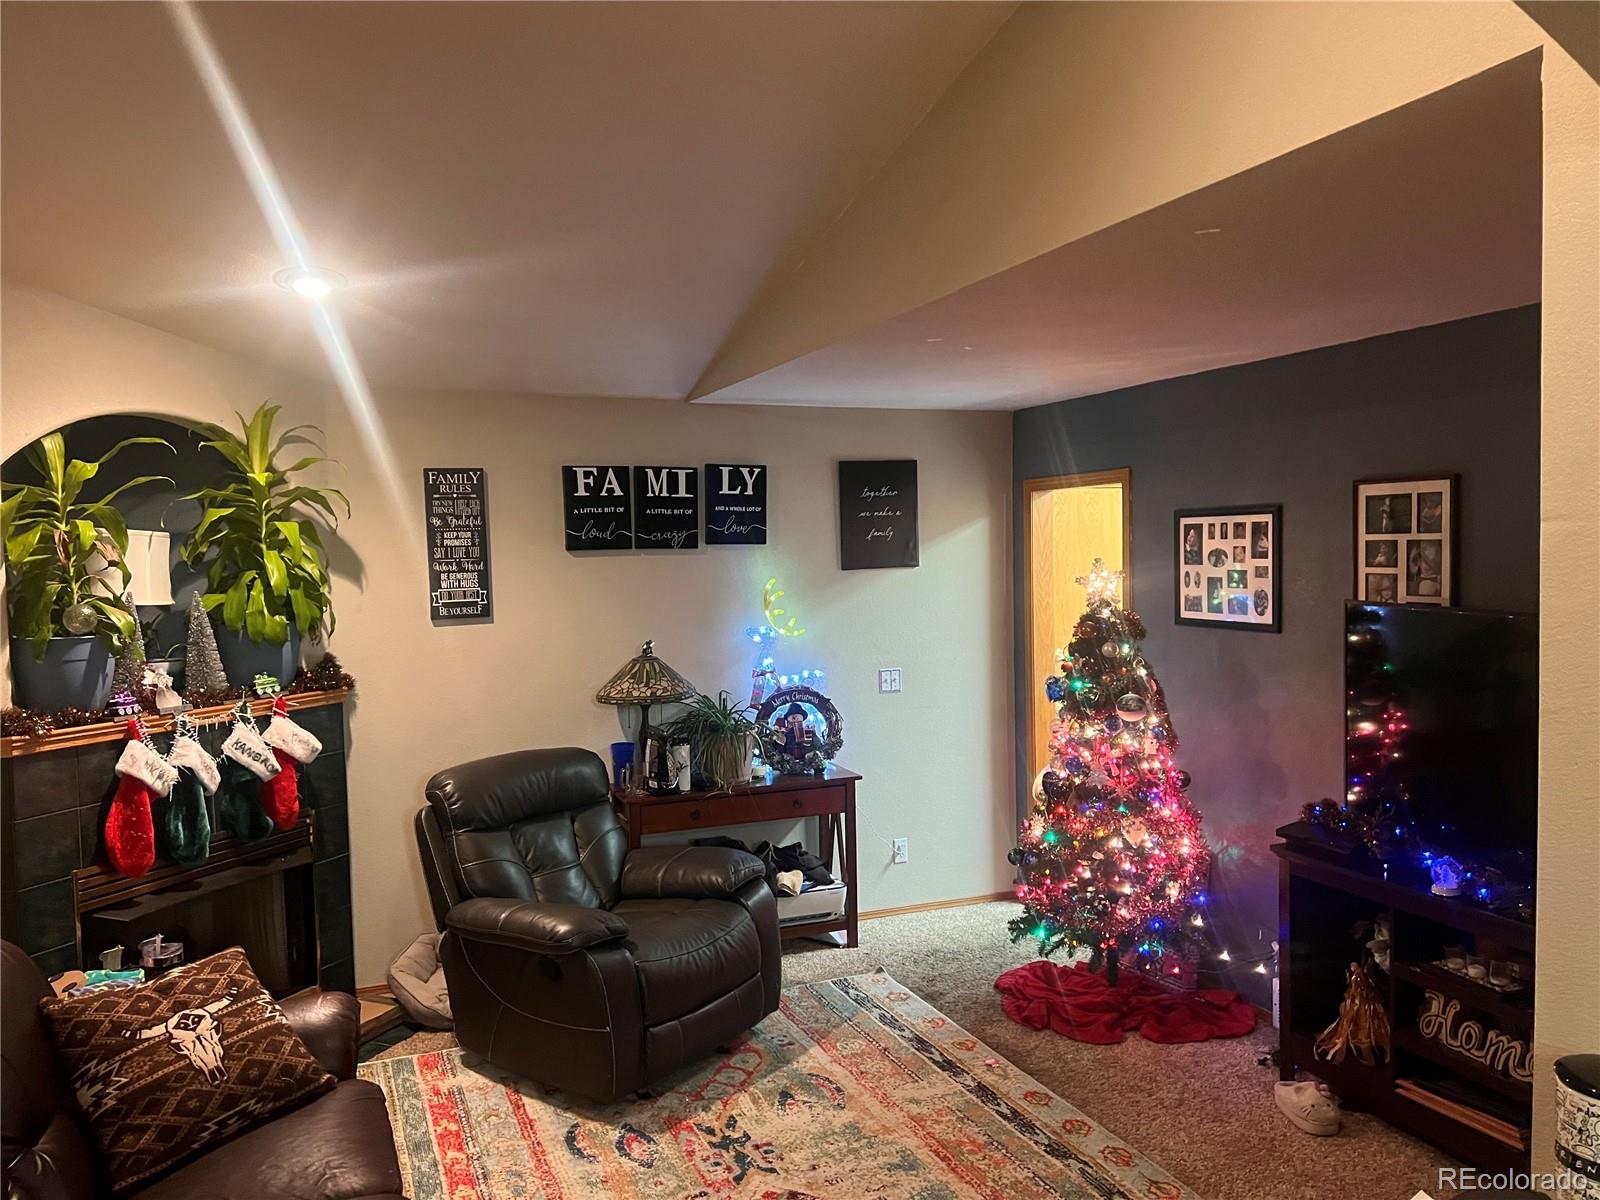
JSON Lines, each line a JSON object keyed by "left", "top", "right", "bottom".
{"left": 358, "top": 973, "right": 1196, "bottom": 1199}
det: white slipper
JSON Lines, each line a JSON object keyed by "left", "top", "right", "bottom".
{"left": 1275, "top": 1080, "right": 1341, "bottom": 1136}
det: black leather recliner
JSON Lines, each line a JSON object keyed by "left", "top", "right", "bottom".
{"left": 415, "top": 747, "right": 780, "bottom": 1101}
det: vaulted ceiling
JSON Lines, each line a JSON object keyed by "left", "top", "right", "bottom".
{"left": 2, "top": 1, "right": 1013, "bottom": 398}
{"left": 2, "top": 2, "right": 1544, "bottom": 409}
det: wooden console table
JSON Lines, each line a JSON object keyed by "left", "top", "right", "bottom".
{"left": 612, "top": 766, "right": 859, "bottom": 948}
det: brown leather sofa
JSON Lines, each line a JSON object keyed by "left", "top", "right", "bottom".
{"left": 416, "top": 746, "right": 780, "bottom": 1102}
{"left": 1, "top": 941, "right": 402, "bottom": 1200}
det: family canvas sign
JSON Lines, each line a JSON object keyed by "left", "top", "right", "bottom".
{"left": 562, "top": 464, "right": 767, "bottom": 551}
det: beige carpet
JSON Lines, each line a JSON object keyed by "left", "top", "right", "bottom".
{"left": 372, "top": 902, "right": 1454, "bottom": 1200}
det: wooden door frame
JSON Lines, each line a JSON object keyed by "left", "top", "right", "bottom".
{"left": 1022, "top": 468, "right": 1133, "bottom": 783}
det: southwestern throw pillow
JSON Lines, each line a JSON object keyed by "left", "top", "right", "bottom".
{"left": 39, "top": 947, "right": 334, "bottom": 1192}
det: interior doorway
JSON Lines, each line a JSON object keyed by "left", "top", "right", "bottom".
{"left": 1023, "top": 469, "right": 1132, "bottom": 780}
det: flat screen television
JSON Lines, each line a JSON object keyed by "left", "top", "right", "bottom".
{"left": 1345, "top": 601, "right": 1538, "bottom": 872}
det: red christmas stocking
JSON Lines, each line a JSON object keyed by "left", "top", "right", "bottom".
{"left": 261, "top": 747, "right": 300, "bottom": 830}
{"left": 106, "top": 721, "right": 177, "bottom": 878}
{"left": 260, "top": 697, "right": 322, "bottom": 830}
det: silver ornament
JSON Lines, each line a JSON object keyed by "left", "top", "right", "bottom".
{"left": 1115, "top": 693, "right": 1149, "bottom": 724}
{"left": 62, "top": 601, "right": 98, "bottom": 635}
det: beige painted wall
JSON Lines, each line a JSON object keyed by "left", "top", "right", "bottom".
{"left": 1, "top": 279, "right": 1016, "bottom": 991}
{"left": 1532, "top": 41, "right": 1600, "bottom": 1175}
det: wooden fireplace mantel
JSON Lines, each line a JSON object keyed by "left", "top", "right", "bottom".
{"left": 1, "top": 689, "right": 351, "bottom": 758}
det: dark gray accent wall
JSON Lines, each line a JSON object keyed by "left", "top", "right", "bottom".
{"left": 1012, "top": 306, "right": 1540, "bottom": 1003}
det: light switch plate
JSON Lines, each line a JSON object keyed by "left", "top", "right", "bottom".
{"left": 878, "top": 667, "right": 902, "bottom": 693}
{"left": 892, "top": 837, "right": 909, "bottom": 864}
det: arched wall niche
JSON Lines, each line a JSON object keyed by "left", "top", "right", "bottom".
{"left": 3, "top": 413, "right": 225, "bottom": 658}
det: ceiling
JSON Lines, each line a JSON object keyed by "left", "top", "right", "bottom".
{"left": 698, "top": 53, "right": 1543, "bottom": 409}
{"left": 1, "top": 1, "right": 1012, "bottom": 398}
{"left": 3, "top": 5, "right": 1541, "bottom": 410}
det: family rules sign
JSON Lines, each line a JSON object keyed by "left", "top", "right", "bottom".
{"left": 423, "top": 467, "right": 493, "bottom": 620}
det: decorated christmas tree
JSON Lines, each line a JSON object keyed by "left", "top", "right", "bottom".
{"left": 184, "top": 592, "right": 231, "bottom": 698}
{"left": 1009, "top": 560, "right": 1213, "bottom": 982}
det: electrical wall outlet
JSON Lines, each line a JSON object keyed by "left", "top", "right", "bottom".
{"left": 892, "top": 837, "right": 909, "bottom": 864}
{"left": 878, "top": 667, "right": 902, "bottom": 693}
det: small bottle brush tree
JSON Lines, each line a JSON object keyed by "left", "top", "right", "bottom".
{"left": 183, "top": 591, "right": 231, "bottom": 699}
{"left": 1009, "top": 560, "right": 1214, "bottom": 982}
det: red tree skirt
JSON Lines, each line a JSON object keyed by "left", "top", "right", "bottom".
{"left": 995, "top": 960, "right": 1257, "bottom": 1045}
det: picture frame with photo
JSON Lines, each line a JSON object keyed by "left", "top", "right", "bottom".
{"left": 1352, "top": 475, "right": 1457, "bottom": 606}
{"left": 1174, "top": 504, "right": 1282, "bottom": 633}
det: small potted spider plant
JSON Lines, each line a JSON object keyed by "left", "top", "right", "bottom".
{"left": 665, "top": 691, "right": 759, "bottom": 790}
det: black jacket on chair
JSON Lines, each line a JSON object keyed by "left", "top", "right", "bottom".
{"left": 415, "top": 747, "right": 780, "bottom": 1101}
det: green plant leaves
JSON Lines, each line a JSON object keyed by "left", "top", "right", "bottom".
{"left": 177, "top": 402, "right": 343, "bottom": 645}
{"left": 2, "top": 431, "right": 173, "bottom": 652}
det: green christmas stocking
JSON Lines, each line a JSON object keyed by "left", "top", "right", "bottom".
{"left": 164, "top": 731, "right": 218, "bottom": 864}
{"left": 218, "top": 758, "right": 274, "bottom": 843}
{"left": 161, "top": 774, "right": 212, "bottom": 864}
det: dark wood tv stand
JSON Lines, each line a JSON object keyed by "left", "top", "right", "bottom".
{"left": 1274, "top": 829, "right": 1534, "bottom": 1172}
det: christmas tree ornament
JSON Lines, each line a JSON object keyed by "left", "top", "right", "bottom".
{"left": 1030, "top": 770, "right": 1050, "bottom": 807}
{"left": 1115, "top": 694, "right": 1149, "bottom": 724}
{"left": 105, "top": 720, "right": 176, "bottom": 878}
{"left": 62, "top": 601, "right": 98, "bottom": 635}
{"left": 259, "top": 696, "right": 323, "bottom": 829}
{"left": 183, "top": 593, "right": 230, "bottom": 697}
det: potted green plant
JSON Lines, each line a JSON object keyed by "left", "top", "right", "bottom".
{"left": 179, "top": 403, "right": 347, "bottom": 687}
{"left": 2, "top": 432, "right": 173, "bottom": 711}
{"left": 666, "top": 691, "right": 759, "bottom": 790}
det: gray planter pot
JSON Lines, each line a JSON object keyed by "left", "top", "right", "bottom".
{"left": 216, "top": 624, "right": 301, "bottom": 689}
{"left": 9, "top": 635, "right": 115, "bottom": 712}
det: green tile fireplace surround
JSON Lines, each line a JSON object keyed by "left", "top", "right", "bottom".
{"left": 1, "top": 693, "right": 354, "bottom": 994}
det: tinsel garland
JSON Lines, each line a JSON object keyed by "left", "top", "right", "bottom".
{"left": 2, "top": 655, "right": 357, "bottom": 740}
{"left": 1300, "top": 797, "right": 1534, "bottom": 920}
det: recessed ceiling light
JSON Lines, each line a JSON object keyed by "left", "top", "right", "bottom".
{"left": 1193, "top": 227, "right": 1223, "bottom": 236}
{"left": 273, "top": 266, "right": 346, "bottom": 300}
{"left": 961, "top": 345, "right": 975, "bottom": 351}
{"left": 925, "top": 337, "right": 945, "bottom": 344}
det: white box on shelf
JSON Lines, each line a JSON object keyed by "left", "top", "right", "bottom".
{"left": 775, "top": 879, "right": 846, "bottom": 925}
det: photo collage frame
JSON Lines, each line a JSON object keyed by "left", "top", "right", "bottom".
{"left": 1353, "top": 476, "right": 1456, "bottom": 606}
{"left": 1174, "top": 505, "right": 1282, "bottom": 633}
